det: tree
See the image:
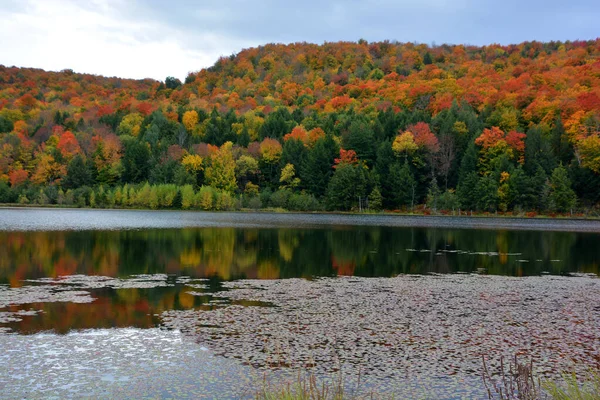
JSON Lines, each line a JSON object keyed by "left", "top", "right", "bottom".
{"left": 407, "top": 122, "right": 439, "bottom": 153}
{"left": 121, "top": 140, "right": 150, "bottom": 183}
{"left": 389, "top": 161, "right": 416, "bottom": 209}
{"left": 392, "top": 131, "right": 417, "bottom": 159}
{"left": 165, "top": 76, "right": 182, "bottom": 89}
{"left": 549, "top": 164, "right": 577, "bottom": 212}
{"left": 118, "top": 113, "right": 144, "bottom": 137}
{"left": 205, "top": 142, "right": 237, "bottom": 193}
{"left": 344, "top": 120, "right": 376, "bottom": 166}
{"left": 426, "top": 177, "right": 441, "bottom": 211}
{"left": 31, "top": 153, "right": 65, "bottom": 185}
{"left": 301, "top": 135, "right": 339, "bottom": 198}
{"left": 436, "top": 134, "right": 455, "bottom": 188}
{"left": 326, "top": 163, "right": 367, "bottom": 210}
{"left": 423, "top": 52, "right": 433, "bottom": 65}
{"left": 259, "top": 138, "right": 283, "bottom": 187}
{"left": 457, "top": 172, "right": 479, "bottom": 211}
{"left": 182, "top": 110, "right": 199, "bottom": 132}
{"left": 0, "top": 116, "right": 13, "bottom": 133}
{"left": 279, "top": 163, "right": 300, "bottom": 189}
{"left": 56, "top": 131, "right": 81, "bottom": 160}
{"left": 235, "top": 155, "right": 259, "bottom": 189}
{"left": 63, "top": 155, "right": 92, "bottom": 189}
{"left": 368, "top": 187, "right": 383, "bottom": 211}
{"left": 577, "top": 135, "right": 600, "bottom": 174}
{"left": 476, "top": 176, "right": 498, "bottom": 212}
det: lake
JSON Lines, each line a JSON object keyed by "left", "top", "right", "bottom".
{"left": 1, "top": 208, "right": 599, "bottom": 398}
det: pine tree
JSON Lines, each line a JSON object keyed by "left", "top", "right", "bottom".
{"left": 368, "top": 187, "right": 383, "bottom": 211}
{"left": 549, "top": 164, "right": 577, "bottom": 212}
{"left": 390, "top": 161, "right": 416, "bottom": 209}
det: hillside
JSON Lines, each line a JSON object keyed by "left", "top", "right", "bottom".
{"left": 1, "top": 40, "right": 599, "bottom": 212}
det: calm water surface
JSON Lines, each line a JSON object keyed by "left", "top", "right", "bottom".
{"left": 1, "top": 208, "right": 599, "bottom": 398}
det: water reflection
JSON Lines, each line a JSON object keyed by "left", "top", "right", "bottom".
{"left": 1, "top": 227, "right": 599, "bottom": 284}
{"left": 1, "top": 226, "right": 598, "bottom": 333}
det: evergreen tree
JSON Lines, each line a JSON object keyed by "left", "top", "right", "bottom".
{"left": 374, "top": 140, "right": 396, "bottom": 208}
{"left": 476, "top": 175, "right": 498, "bottom": 212}
{"left": 458, "top": 142, "right": 478, "bottom": 181}
{"left": 423, "top": 52, "right": 433, "bottom": 65}
{"left": 549, "top": 164, "right": 577, "bottom": 212}
{"left": 389, "top": 161, "right": 416, "bottom": 209}
{"left": 426, "top": 176, "right": 441, "bottom": 211}
{"left": 301, "top": 136, "right": 339, "bottom": 198}
{"left": 531, "top": 165, "right": 550, "bottom": 211}
{"left": 368, "top": 187, "right": 383, "bottom": 211}
{"left": 63, "top": 155, "right": 92, "bottom": 189}
{"left": 122, "top": 140, "right": 151, "bottom": 183}
{"left": 326, "top": 164, "right": 367, "bottom": 211}
{"left": 456, "top": 172, "right": 479, "bottom": 211}
{"left": 344, "top": 120, "right": 376, "bottom": 166}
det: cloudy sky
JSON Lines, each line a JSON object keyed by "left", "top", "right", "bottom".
{"left": 1, "top": 0, "right": 598, "bottom": 81}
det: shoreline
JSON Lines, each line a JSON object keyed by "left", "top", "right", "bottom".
{"left": 2, "top": 206, "right": 600, "bottom": 232}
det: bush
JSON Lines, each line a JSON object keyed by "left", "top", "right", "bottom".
{"left": 270, "top": 189, "right": 291, "bottom": 209}
{"left": 64, "top": 190, "right": 74, "bottom": 206}
{"left": 180, "top": 185, "right": 195, "bottom": 209}
{"left": 44, "top": 186, "right": 59, "bottom": 204}
{"left": 288, "top": 192, "right": 321, "bottom": 211}
{"left": 195, "top": 186, "right": 214, "bottom": 210}
{"left": 248, "top": 196, "right": 262, "bottom": 209}
{"left": 260, "top": 188, "right": 273, "bottom": 207}
{"left": 73, "top": 186, "right": 92, "bottom": 208}
{"left": 215, "top": 190, "right": 235, "bottom": 210}
{"left": 157, "top": 184, "right": 178, "bottom": 207}
{"left": 0, "top": 181, "right": 14, "bottom": 203}
{"left": 148, "top": 186, "right": 159, "bottom": 209}
{"left": 437, "top": 190, "right": 460, "bottom": 211}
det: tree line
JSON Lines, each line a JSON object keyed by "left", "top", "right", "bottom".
{"left": 0, "top": 102, "right": 596, "bottom": 214}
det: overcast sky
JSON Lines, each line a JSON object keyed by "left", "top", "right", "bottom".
{"left": 1, "top": 0, "right": 598, "bottom": 81}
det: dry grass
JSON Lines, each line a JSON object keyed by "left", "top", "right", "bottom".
{"left": 482, "top": 355, "right": 600, "bottom": 400}
{"left": 254, "top": 369, "right": 379, "bottom": 400}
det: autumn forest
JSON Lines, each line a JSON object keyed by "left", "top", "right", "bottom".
{"left": 1, "top": 39, "right": 600, "bottom": 214}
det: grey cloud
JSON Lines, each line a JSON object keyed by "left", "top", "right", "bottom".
{"left": 127, "top": 0, "right": 599, "bottom": 47}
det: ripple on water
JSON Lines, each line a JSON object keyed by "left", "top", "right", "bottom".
{"left": 0, "top": 328, "right": 257, "bottom": 399}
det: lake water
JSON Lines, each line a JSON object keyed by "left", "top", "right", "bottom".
{"left": 1, "top": 208, "right": 599, "bottom": 398}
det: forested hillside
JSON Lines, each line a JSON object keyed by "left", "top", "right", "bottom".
{"left": 1, "top": 39, "right": 600, "bottom": 213}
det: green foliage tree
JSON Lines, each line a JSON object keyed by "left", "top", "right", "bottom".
{"left": 549, "top": 164, "right": 577, "bottom": 212}
{"left": 326, "top": 164, "right": 367, "bottom": 211}
{"left": 122, "top": 140, "right": 151, "bottom": 183}
{"left": 63, "top": 155, "right": 92, "bottom": 189}
{"left": 476, "top": 176, "right": 498, "bottom": 212}
{"left": 389, "top": 161, "right": 416, "bottom": 209}
{"left": 368, "top": 187, "right": 383, "bottom": 211}
{"left": 301, "top": 135, "right": 339, "bottom": 198}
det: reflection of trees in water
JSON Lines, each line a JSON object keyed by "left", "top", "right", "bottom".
{"left": 0, "top": 228, "right": 598, "bottom": 287}
{"left": 1, "top": 226, "right": 599, "bottom": 334}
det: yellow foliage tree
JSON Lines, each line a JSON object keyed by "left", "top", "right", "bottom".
{"left": 182, "top": 110, "right": 199, "bottom": 132}
{"left": 205, "top": 142, "right": 237, "bottom": 192}
{"left": 279, "top": 163, "right": 300, "bottom": 189}
{"left": 181, "top": 154, "right": 204, "bottom": 174}
{"left": 392, "top": 131, "right": 418, "bottom": 158}
{"left": 578, "top": 135, "right": 600, "bottom": 174}
{"left": 31, "top": 153, "right": 65, "bottom": 184}
{"left": 117, "top": 113, "right": 144, "bottom": 137}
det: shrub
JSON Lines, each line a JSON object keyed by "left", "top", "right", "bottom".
{"left": 270, "top": 189, "right": 291, "bottom": 209}
{"left": 248, "top": 196, "right": 262, "bottom": 209}
{"left": 195, "top": 186, "right": 214, "bottom": 210}
{"left": 288, "top": 192, "right": 321, "bottom": 211}
{"left": 180, "top": 185, "right": 195, "bottom": 209}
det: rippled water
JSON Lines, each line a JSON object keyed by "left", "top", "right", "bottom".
{"left": 1, "top": 208, "right": 599, "bottom": 398}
